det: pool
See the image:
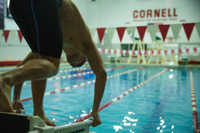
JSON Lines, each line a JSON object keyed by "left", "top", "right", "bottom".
{"left": 10, "top": 66, "right": 200, "bottom": 133}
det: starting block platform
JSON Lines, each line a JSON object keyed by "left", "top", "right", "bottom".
{"left": 0, "top": 112, "right": 95, "bottom": 133}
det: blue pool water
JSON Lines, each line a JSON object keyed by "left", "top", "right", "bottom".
{"left": 10, "top": 66, "right": 200, "bottom": 133}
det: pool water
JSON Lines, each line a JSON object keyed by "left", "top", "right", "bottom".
{"left": 11, "top": 66, "right": 200, "bottom": 133}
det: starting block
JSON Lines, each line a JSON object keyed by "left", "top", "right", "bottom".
{"left": 0, "top": 112, "right": 95, "bottom": 133}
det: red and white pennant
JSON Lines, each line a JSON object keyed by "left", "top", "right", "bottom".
{"left": 94, "top": 23, "right": 200, "bottom": 44}
{"left": 98, "top": 47, "right": 200, "bottom": 56}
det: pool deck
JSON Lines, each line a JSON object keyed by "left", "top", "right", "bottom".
{"left": 0, "top": 62, "right": 200, "bottom": 73}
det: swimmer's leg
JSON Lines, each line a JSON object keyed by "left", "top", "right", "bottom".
{"left": 0, "top": 75, "right": 13, "bottom": 112}
{"left": 11, "top": 53, "right": 56, "bottom": 126}
{"left": 32, "top": 79, "right": 56, "bottom": 126}
{"left": 0, "top": 56, "right": 60, "bottom": 113}
{"left": 12, "top": 52, "right": 37, "bottom": 111}
{"left": 12, "top": 83, "right": 25, "bottom": 111}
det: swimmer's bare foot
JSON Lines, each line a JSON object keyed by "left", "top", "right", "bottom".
{"left": 12, "top": 100, "right": 25, "bottom": 114}
{"left": 39, "top": 115, "right": 56, "bottom": 126}
{"left": 0, "top": 74, "right": 14, "bottom": 113}
{"left": 12, "top": 100, "right": 25, "bottom": 111}
{"left": 34, "top": 110, "right": 56, "bottom": 126}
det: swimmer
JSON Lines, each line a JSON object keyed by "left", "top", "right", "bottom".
{"left": 0, "top": 0, "right": 107, "bottom": 127}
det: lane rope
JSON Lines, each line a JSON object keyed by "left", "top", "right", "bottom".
{"left": 58, "top": 67, "right": 90, "bottom": 73}
{"left": 20, "top": 67, "right": 144, "bottom": 102}
{"left": 23, "top": 66, "right": 124, "bottom": 85}
{"left": 74, "top": 68, "right": 169, "bottom": 123}
{"left": 190, "top": 69, "right": 200, "bottom": 133}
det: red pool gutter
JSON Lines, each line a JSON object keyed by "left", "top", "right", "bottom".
{"left": 0, "top": 61, "right": 21, "bottom": 66}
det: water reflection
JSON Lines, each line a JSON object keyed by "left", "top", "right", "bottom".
{"left": 113, "top": 112, "right": 137, "bottom": 132}
{"left": 171, "top": 125, "right": 174, "bottom": 129}
{"left": 156, "top": 117, "right": 174, "bottom": 132}
{"left": 160, "top": 119, "right": 165, "bottom": 125}
{"left": 128, "top": 112, "right": 135, "bottom": 114}
{"left": 53, "top": 118, "right": 57, "bottom": 122}
{"left": 132, "top": 123, "right": 137, "bottom": 126}
{"left": 169, "top": 74, "right": 173, "bottom": 78}
{"left": 124, "top": 116, "right": 138, "bottom": 122}
{"left": 123, "top": 123, "right": 131, "bottom": 126}
{"left": 113, "top": 126, "right": 123, "bottom": 132}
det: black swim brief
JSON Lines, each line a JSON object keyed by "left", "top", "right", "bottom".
{"left": 56, "top": 0, "right": 62, "bottom": 8}
{"left": 9, "top": 0, "right": 63, "bottom": 59}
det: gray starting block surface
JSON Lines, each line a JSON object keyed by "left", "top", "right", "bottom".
{"left": 0, "top": 112, "right": 94, "bottom": 133}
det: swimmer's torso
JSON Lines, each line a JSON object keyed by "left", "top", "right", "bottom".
{"left": 59, "top": 0, "right": 95, "bottom": 57}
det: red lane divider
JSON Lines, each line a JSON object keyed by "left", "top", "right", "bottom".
{"left": 190, "top": 69, "right": 200, "bottom": 133}
{"left": 74, "top": 68, "right": 169, "bottom": 123}
{"left": 23, "top": 66, "right": 124, "bottom": 85}
{"left": 20, "top": 67, "right": 144, "bottom": 102}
